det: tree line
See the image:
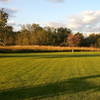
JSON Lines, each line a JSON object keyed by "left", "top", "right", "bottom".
{"left": 0, "top": 8, "right": 100, "bottom": 48}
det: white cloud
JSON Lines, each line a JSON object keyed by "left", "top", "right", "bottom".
{"left": 67, "top": 11, "right": 100, "bottom": 32}
{"left": 46, "top": 22, "right": 65, "bottom": 28}
{"left": 0, "top": 0, "right": 10, "bottom": 2}
{"left": 0, "top": 8, "right": 17, "bottom": 15}
{"left": 7, "top": 20, "right": 21, "bottom": 31}
{"left": 7, "top": 20, "right": 16, "bottom": 26}
{"left": 6, "top": 8, "right": 17, "bottom": 16}
{"left": 48, "top": 0, "right": 64, "bottom": 3}
{"left": 44, "top": 10, "right": 100, "bottom": 33}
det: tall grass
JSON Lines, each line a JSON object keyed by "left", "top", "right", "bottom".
{"left": 0, "top": 45, "right": 100, "bottom": 53}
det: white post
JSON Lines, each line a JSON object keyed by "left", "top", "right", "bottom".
{"left": 72, "top": 49, "right": 74, "bottom": 53}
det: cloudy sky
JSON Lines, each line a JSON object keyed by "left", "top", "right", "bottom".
{"left": 0, "top": 0, "right": 100, "bottom": 32}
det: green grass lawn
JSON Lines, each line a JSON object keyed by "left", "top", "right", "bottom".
{"left": 0, "top": 52, "right": 100, "bottom": 100}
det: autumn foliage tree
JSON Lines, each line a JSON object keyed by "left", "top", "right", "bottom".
{"left": 67, "top": 33, "right": 84, "bottom": 47}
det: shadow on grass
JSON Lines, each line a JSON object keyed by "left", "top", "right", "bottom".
{"left": 0, "top": 54, "right": 100, "bottom": 59}
{"left": 0, "top": 75, "right": 100, "bottom": 100}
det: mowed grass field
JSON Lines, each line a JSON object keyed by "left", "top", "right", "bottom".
{"left": 0, "top": 52, "right": 100, "bottom": 100}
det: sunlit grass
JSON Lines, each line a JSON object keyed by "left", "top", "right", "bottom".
{"left": 0, "top": 52, "right": 100, "bottom": 100}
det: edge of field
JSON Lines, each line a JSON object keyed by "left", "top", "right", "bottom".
{"left": 0, "top": 45, "right": 100, "bottom": 53}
